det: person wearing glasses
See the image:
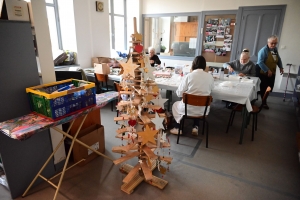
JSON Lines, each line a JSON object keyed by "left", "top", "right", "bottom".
{"left": 223, "top": 48, "right": 256, "bottom": 77}
{"left": 149, "top": 47, "right": 161, "bottom": 67}
{"left": 257, "top": 35, "right": 284, "bottom": 109}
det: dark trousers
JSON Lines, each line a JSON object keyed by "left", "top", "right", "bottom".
{"left": 259, "top": 73, "right": 275, "bottom": 102}
{"left": 174, "top": 119, "right": 199, "bottom": 128}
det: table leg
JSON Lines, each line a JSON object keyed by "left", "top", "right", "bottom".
{"left": 166, "top": 90, "right": 172, "bottom": 111}
{"left": 239, "top": 106, "right": 248, "bottom": 144}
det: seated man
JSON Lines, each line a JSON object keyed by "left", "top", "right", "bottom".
{"left": 149, "top": 47, "right": 161, "bottom": 67}
{"left": 170, "top": 56, "right": 214, "bottom": 136}
{"left": 223, "top": 49, "right": 256, "bottom": 77}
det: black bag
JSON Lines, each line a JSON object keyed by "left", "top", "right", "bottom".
{"left": 62, "top": 51, "right": 77, "bottom": 65}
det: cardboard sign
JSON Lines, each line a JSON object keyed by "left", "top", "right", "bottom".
{"left": 94, "top": 63, "right": 110, "bottom": 75}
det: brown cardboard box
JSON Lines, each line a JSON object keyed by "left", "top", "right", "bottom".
{"left": 91, "top": 57, "right": 112, "bottom": 67}
{"left": 73, "top": 124, "right": 105, "bottom": 166}
{"left": 94, "top": 63, "right": 110, "bottom": 75}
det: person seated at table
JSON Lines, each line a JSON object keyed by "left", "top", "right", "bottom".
{"left": 149, "top": 47, "right": 161, "bottom": 67}
{"left": 170, "top": 55, "right": 214, "bottom": 136}
{"left": 223, "top": 48, "right": 256, "bottom": 77}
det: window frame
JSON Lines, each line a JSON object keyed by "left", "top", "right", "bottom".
{"left": 142, "top": 12, "right": 202, "bottom": 61}
{"left": 109, "top": 0, "right": 127, "bottom": 50}
{"left": 46, "top": 0, "right": 63, "bottom": 50}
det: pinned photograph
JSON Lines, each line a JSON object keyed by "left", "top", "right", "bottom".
{"left": 216, "top": 26, "right": 224, "bottom": 38}
{"left": 224, "top": 35, "right": 232, "bottom": 40}
{"left": 225, "top": 27, "right": 230, "bottom": 35}
{"left": 205, "top": 35, "right": 216, "bottom": 43}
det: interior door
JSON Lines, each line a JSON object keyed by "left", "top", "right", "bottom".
{"left": 232, "top": 5, "right": 286, "bottom": 63}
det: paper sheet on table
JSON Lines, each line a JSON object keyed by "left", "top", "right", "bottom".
{"left": 240, "top": 79, "right": 253, "bottom": 83}
{"left": 228, "top": 75, "right": 241, "bottom": 81}
{"left": 219, "top": 81, "right": 233, "bottom": 87}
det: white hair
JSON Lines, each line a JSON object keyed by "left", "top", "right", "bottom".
{"left": 268, "top": 35, "right": 278, "bottom": 42}
{"left": 149, "top": 47, "right": 155, "bottom": 53}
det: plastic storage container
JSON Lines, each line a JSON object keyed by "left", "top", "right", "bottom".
{"left": 26, "top": 79, "right": 96, "bottom": 120}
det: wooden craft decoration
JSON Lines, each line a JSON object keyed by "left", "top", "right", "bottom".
{"left": 112, "top": 17, "right": 173, "bottom": 194}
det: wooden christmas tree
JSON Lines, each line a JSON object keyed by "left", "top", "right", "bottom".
{"left": 112, "top": 17, "right": 172, "bottom": 194}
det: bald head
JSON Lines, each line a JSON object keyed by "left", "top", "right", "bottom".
{"left": 240, "top": 53, "right": 250, "bottom": 65}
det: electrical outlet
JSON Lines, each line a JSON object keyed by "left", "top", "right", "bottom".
{"left": 87, "top": 142, "right": 99, "bottom": 155}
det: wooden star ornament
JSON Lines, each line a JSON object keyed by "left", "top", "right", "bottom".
{"left": 137, "top": 125, "right": 158, "bottom": 145}
{"left": 119, "top": 57, "right": 139, "bottom": 78}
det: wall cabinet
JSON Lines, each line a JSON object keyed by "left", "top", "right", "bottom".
{"left": 174, "top": 22, "right": 198, "bottom": 42}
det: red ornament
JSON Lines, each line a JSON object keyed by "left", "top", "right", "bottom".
{"left": 128, "top": 119, "right": 137, "bottom": 127}
{"left": 154, "top": 108, "right": 164, "bottom": 113}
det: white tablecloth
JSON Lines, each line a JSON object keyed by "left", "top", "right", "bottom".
{"left": 155, "top": 75, "right": 261, "bottom": 112}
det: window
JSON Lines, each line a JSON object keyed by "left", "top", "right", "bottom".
{"left": 109, "top": 0, "right": 127, "bottom": 51}
{"left": 45, "top": 0, "right": 62, "bottom": 50}
{"left": 143, "top": 13, "right": 200, "bottom": 61}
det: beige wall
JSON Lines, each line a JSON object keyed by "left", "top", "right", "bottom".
{"left": 142, "top": 0, "right": 300, "bottom": 92}
{"left": 73, "top": 0, "right": 111, "bottom": 68}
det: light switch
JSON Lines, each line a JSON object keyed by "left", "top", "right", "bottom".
{"left": 281, "top": 45, "right": 286, "bottom": 49}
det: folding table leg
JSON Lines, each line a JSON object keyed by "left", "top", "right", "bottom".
{"left": 53, "top": 114, "right": 88, "bottom": 200}
{"left": 22, "top": 119, "right": 76, "bottom": 198}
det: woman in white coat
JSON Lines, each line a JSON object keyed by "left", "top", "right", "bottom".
{"left": 170, "top": 56, "right": 215, "bottom": 135}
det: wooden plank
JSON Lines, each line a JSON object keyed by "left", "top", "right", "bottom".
{"left": 123, "top": 163, "right": 140, "bottom": 184}
{"left": 119, "top": 91, "right": 133, "bottom": 95}
{"left": 112, "top": 142, "right": 137, "bottom": 153}
{"left": 140, "top": 161, "right": 153, "bottom": 181}
{"left": 114, "top": 115, "right": 130, "bottom": 121}
{"left": 116, "top": 127, "right": 128, "bottom": 134}
{"left": 145, "top": 175, "right": 168, "bottom": 190}
{"left": 159, "top": 156, "right": 173, "bottom": 164}
{"left": 113, "top": 151, "right": 140, "bottom": 165}
{"left": 120, "top": 162, "right": 167, "bottom": 194}
{"left": 142, "top": 146, "right": 158, "bottom": 160}
{"left": 139, "top": 115, "right": 152, "bottom": 124}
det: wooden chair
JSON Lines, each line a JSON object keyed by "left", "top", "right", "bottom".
{"left": 94, "top": 73, "right": 114, "bottom": 94}
{"left": 226, "top": 87, "right": 271, "bottom": 141}
{"left": 177, "top": 93, "right": 213, "bottom": 148}
{"left": 95, "top": 73, "right": 115, "bottom": 111}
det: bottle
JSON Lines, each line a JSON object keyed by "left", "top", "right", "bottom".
{"left": 219, "top": 68, "right": 224, "bottom": 80}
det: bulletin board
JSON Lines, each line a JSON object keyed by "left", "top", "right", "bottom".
{"left": 202, "top": 14, "right": 236, "bottom": 63}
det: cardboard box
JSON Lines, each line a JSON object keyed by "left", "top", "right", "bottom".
{"left": 94, "top": 63, "right": 110, "bottom": 75}
{"left": 91, "top": 57, "right": 113, "bottom": 67}
{"left": 73, "top": 124, "right": 105, "bottom": 166}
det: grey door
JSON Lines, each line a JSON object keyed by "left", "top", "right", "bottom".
{"left": 232, "top": 5, "right": 286, "bottom": 62}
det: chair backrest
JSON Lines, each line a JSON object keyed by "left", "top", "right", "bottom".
{"left": 114, "top": 82, "right": 122, "bottom": 92}
{"left": 183, "top": 93, "right": 213, "bottom": 116}
{"left": 95, "top": 73, "right": 108, "bottom": 82}
{"left": 255, "top": 64, "right": 261, "bottom": 77}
